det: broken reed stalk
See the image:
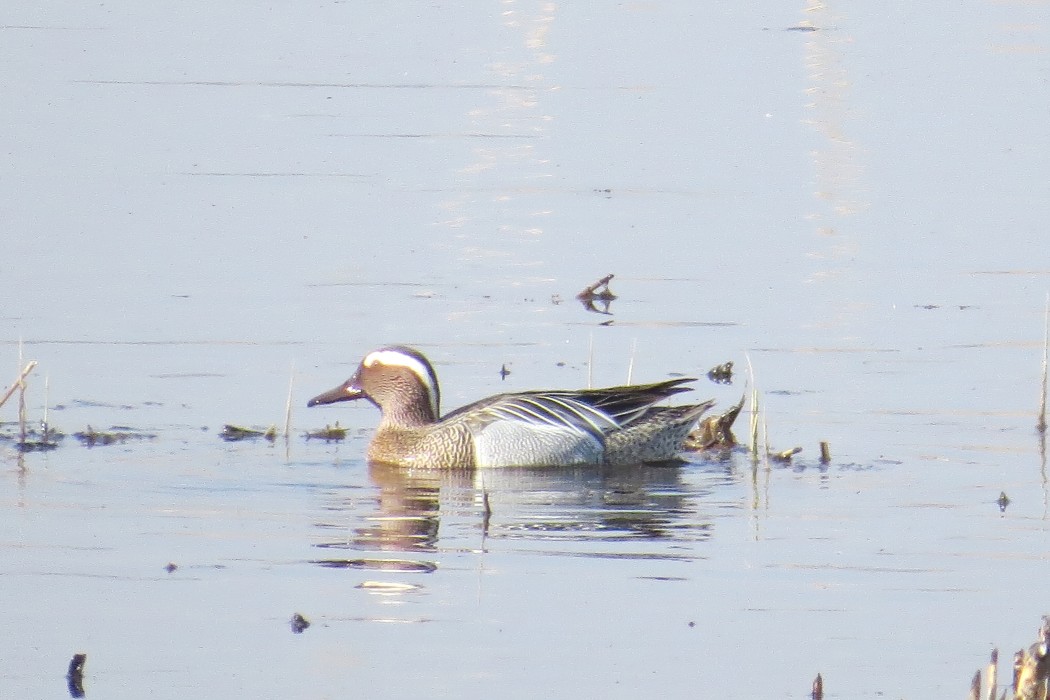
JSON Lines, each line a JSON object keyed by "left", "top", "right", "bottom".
{"left": 283, "top": 362, "right": 295, "bottom": 439}
{"left": 811, "top": 673, "right": 823, "bottom": 700}
{"left": 576, "top": 274, "right": 616, "bottom": 300}
{"left": 968, "top": 669, "right": 981, "bottom": 700}
{"left": 0, "top": 360, "right": 37, "bottom": 410}
{"left": 745, "top": 354, "right": 760, "bottom": 458}
{"left": 1039, "top": 293, "right": 1048, "bottom": 433}
{"left": 18, "top": 370, "right": 28, "bottom": 445}
{"left": 626, "top": 338, "right": 637, "bottom": 384}
{"left": 985, "top": 648, "right": 997, "bottom": 700}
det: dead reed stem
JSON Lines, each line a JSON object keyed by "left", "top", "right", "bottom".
{"left": 284, "top": 362, "right": 295, "bottom": 439}
{"left": 745, "top": 354, "right": 761, "bottom": 459}
{"left": 18, "top": 373, "right": 27, "bottom": 444}
{"left": 986, "top": 648, "right": 998, "bottom": 700}
{"left": 626, "top": 338, "right": 637, "bottom": 384}
{"left": 0, "top": 361, "right": 37, "bottom": 410}
{"left": 968, "top": 670, "right": 981, "bottom": 700}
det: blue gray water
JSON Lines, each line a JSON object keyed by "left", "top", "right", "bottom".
{"left": 3, "top": 1, "right": 1050, "bottom": 697}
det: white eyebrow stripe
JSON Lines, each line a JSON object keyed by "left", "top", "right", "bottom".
{"left": 363, "top": 349, "right": 439, "bottom": 417}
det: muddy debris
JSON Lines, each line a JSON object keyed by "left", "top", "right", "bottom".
{"left": 2, "top": 423, "right": 63, "bottom": 451}
{"left": 819, "top": 441, "right": 832, "bottom": 464}
{"left": 304, "top": 422, "right": 347, "bottom": 442}
{"left": 290, "top": 613, "right": 311, "bottom": 634}
{"left": 219, "top": 424, "right": 277, "bottom": 442}
{"left": 706, "top": 361, "right": 733, "bottom": 384}
{"left": 769, "top": 446, "right": 803, "bottom": 463}
{"left": 576, "top": 274, "right": 617, "bottom": 315}
{"left": 970, "top": 616, "right": 1050, "bottom": 700}
{"left": 66, "top": 652, "right": 86, "bottom": 698}
{"left": 576, "top": 274, "right": 617, "bottom": 301}
{"left": 684, "top": 395, "right": 743, "bottom": 451}
{"left": 75, "top": 425, "right": 156, "bottom": 447}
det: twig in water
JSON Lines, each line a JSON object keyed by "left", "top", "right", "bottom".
{"left": 66, "top": 653, "right": 86, "bottom": 698}
{"left": 576, "top": 274, "right": 617, "bottom": 301}
{"left": 819, "top": 441, "right": 831, "bottom": 464}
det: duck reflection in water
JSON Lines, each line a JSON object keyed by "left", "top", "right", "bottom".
{"left": 314, "top": 460, "right": 719, "bottom": 557}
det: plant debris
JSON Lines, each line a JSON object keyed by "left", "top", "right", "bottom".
{"left": 219, "top": 424, "right": 277, "bottom": 442}
{"left": 970, "top": 616, "right": 1050, "bottom": 700}
{"left": 304, "top": 422, "right": 347, "bottom": 442}
{"left": 66, "top": 653, "right": 86, "bottom": 698}
{"left": 684, "top": 395, "right": 743, "bottom": 451}
{"left": 576, "top": 274, "right": 617, "bottom": 315}
{"left": 707, "top": 361, "right": 733, "bottom": 384}
{"left": 769, "top": 446, "right": 803, "bottom": 463}
{"left": 74, "top": 425, "right": 156, "bottom": 447}
{"left": 2, "top": 423, "right": 64, "bottom": 451}
{"left": 819, "top": 441, "right": 831, "bottom": 464}
{"left": 290, "top": 612, "right": 311, "bottom": 634}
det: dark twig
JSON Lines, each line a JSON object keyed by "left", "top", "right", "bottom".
{"left": 66, "top": 653, "right": 86, "bottom": 698}
{"left": 576, "top": 274, "right": 617, "bottom": 301}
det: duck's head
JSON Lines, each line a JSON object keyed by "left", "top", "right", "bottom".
{"left": 307, "top": 345, "right": 440, "bottom": 426}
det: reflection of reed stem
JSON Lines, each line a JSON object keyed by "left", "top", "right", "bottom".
{"left": 587, "top": 333, "right": 594, "bottom": 389}
{"left": 42, "top": 375, "right": 50, "bottom": 441}
{"left": 1038, "top": 294, "right": 1048, "bottom": 433}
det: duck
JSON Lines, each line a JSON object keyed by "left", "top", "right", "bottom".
{"left": 307, "top": 345, "right": 714, "bottom": 469}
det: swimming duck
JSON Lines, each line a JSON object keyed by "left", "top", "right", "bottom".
{"left": 307, "top": 345, "right": 713, "bottom": 469}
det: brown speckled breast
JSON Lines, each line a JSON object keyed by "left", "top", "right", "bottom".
{"left": 368, "top": 424, "right": 476, "bottom": 469}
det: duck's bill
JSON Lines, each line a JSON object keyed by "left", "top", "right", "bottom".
{"left": 307, "top": 381, "right": 365, "bottom": 407}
